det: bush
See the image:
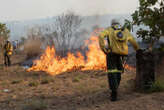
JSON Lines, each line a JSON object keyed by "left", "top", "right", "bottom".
{"left": 0, "top": 23, "right": 10, "bottom": 49}
{"left": 11, "top": 80, "right": 22, "bottom": 84}
{"left": 23, "top": 100, "right": 47, "bottom": 110}
{"left": 146, "top": 80, "right": 164, "bottom": 93}
{"left": 72, "top": 74, "right": 84, "bottom": 83}
{"left": 28, "top": 81, "right": 40, "bottom": 87}
{"left": 41, "top": 77, "right": 54, "bottom": 84}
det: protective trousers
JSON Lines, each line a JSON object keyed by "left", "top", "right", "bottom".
{"left": 4, "top": 52, "right": 11, "bottom": 66}
{"left": 106, "top": 53, "right": 125, "bottom": 92}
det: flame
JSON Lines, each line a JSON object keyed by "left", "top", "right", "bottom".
{"left": 28, "top": 28, "right": 134, "bottom": 75}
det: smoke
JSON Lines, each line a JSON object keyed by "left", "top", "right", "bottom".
{"left": 68, "top": 0, "right": 110, "bottom": 16}
{"left": 20, "top": 10, "right": 133, "bottom": 59}
{"left": 0, "top": 0, "right": 138, "bottom": 21}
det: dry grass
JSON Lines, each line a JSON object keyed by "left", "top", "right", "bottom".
{"left": 23, "top": 38, "right": 43, "bottom": 59}
{"left": 0, "top": 54, "right": 164, "bottom": 110}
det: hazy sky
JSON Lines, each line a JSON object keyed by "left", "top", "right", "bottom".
{"left": 0, "top": 0, "right": 139, "bottom": 21}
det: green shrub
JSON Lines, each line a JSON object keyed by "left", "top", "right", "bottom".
{"left": 147, "top": 80, "right": 164, "bottom": 93}
{"left": 72, "top": 77, "right": 80, "bottom": 82}
{"left": 72, "top": 74, "right": 85, "bottom": 83}
{"left": 41, "top": 77, "right": 54, "bottom": 84}
{"left": 11, "top": 80, "right": 22, "bottom": 84}
{"left": 29, "top": 81, "right": 39, "bottom": 87}
{"left": 41, "top": 79, "right": 49, "bottom": 84}
{"left": 23, "top": 100, "right": 47, "bottom": 110}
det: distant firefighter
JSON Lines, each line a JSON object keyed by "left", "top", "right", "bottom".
{"left": 4, "top": 40, "right": 13, "bottom": 66}
{"left": 98, "top": 19, "right": 141, "bottom": 101}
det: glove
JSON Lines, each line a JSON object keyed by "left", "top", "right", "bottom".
{"left": 136, "top": 49, "right": 143, "bottom": 53}
{"left": 103, "top": 48, "right": 110, "bottom": 54}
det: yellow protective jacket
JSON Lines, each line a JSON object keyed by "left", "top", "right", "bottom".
{"left": 4, "top": 42, "right": 13, "bottom": 55}
{"left": 99, "top": 27, "right": 139, "bottom": 55}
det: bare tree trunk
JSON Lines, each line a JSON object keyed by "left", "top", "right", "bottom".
{"left": 136, "top": 50, "right": 155, "bottom": 90}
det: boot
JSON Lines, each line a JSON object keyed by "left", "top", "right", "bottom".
{"left": 111, "top": 91, "right": 117, "bottom": 101}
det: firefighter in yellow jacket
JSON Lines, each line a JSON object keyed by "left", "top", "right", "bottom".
{"left": 4, "top": 40, "right": 13, "bottom": 66}
{"left": 99, "top": 20, "right": 140, "bottom": 101}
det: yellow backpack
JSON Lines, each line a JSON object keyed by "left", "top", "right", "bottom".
{"left": 112, "top": 25, "right": 126, "bottom": 42}
{"left": 5, "top": 42, "right": 13, "bottom": 55}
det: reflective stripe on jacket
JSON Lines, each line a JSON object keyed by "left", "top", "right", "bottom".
{"left": 107, "top": 69, "right": 123, "bottom": 73}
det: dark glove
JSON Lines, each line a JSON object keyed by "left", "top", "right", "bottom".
{"left": 136, "top": 49, "right": 143, "bottom": 54}
{"left": 103, "top": 48, "right": 110, "bottom": 54}
{"left": 136, "top": 49, "right": 143, "bottom": 58}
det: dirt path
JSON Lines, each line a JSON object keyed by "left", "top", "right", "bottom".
{"left": 0, "top": 54, "right": 164, "bottom": 110}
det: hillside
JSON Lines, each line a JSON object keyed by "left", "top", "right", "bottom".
{"left": 0, "top": 54, "right": 164, "bottom": 110}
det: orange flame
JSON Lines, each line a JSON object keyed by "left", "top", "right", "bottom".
{"left": 28, "top": 28, "right": 134, "bottom": 75}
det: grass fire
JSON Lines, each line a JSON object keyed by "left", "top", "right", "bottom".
{"left": 0, "top": 0, "right": 164, "bottom": 109}
{"left": 28, "top": 34, "right": 134, "bottom": 75}
{"left": 27, "top": 33, "right": 106, "bottom": 75}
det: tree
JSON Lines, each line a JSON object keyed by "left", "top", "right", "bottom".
{"left": 27, "top": 26, "right": 43, "bottom": 40}
{"left": 125, "top": 0, "right": 164, "bottom": 49}
{"left": 123, "top": 0, "right": 164, "bottom": 90}
{"left": 0, "top": 23, "right": 10, "bottom": 48}
{"left": 53, "top": 11, "right": 82, "bottom": 56}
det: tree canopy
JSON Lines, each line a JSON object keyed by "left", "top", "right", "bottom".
{"left": 0, "top": 23, "right": 10, "bottom": 39}
{"left": 0, "top": 23, "right": 10, "bottom": 48}
{"left": 126, "top": 0, "right": 164, "bottom": 47}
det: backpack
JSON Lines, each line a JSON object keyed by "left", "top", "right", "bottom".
{"left": 4, "top": 42, "right": 13, "bottom": 55}
{"left": 112, "top": 25, "right": 125, "bottom": 42}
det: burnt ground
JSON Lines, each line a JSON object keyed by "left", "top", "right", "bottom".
{"left": 0, "top": 54, "right": 164, "bottom": 110}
